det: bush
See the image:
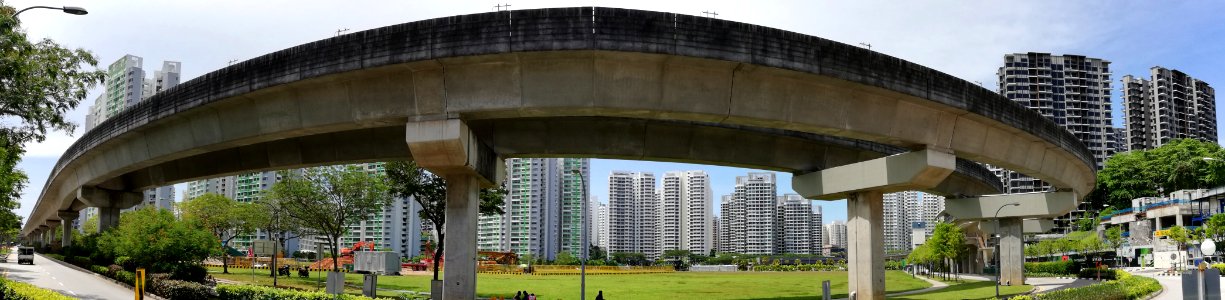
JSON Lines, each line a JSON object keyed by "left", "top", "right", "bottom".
{"left": 1040, "top": 271, "right": 1161, "bottom": 300}
{"left": 68, "top": 256, "right": 91, "bottom": 268}
{"left": 0, "top": 278, "right": 75, "bottom": 300}
{"left": 1024, "top": 260, "right": 1078, "bottom": 275}
{"left": 148, "top": 279, "right": 216, "bottom": 300}
{"left": 168, "top": 263, "right": 208, "bottom": 282}
{"left": 44, "top": 253, "right": 65, "bottom": 262}
{"left": 90, "top": 265, "right": 109, "bottom": 275}
{"left": 216, "top": 284, "right": 390, "bottom": 300}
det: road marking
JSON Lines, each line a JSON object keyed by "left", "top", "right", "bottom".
{"left": 57, "top": 281, "right": 63, "bottom": 286}
{"left": 68, "top": 290, "right": 77, "bottom": 296}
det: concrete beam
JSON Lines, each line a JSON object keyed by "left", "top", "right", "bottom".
{"left": 943, "top": 192, "right": 1077, "bottom": 221}
{"left": 792, "top": 149, "right": 955, "bottom": 200}
{"left": 1023, "top": 219, "right": 1055, "bottom": 234}
{"left": 76, "top": 186, "right": 143, "bottom": 210}
{"left": 405, "top": 119, "right": 501, "bottom": 185}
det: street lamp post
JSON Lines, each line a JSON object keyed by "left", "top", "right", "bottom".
{"left": 11, "top": 6, "right": 87, "bottom": 18}
{"left": 994, "top": 202, "right": 1020, "bottom": 299}
{"left": 570, "top": 169, "right": 588, "bottom": 299}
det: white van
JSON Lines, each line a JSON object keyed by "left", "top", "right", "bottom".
{"left": 16, "top": 247, "right": 33, "bottom": 265}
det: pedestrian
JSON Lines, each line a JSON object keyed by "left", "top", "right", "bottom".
{"left": 514, "top": 291, "right": 522, "bottom": 300}
{"left": 528, "top": 293, "right": 537, "bottom": 300}
{"left": 596, "top": 290, "right": 605, "bottom": 300}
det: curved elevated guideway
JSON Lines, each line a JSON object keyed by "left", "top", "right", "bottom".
{"left": 23, "top": 7, "right": 1094, "bottom": 299}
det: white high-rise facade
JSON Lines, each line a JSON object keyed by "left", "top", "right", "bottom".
{"left": 657, "top": 171, "right": 715, "bottom": 256}
{"left": 883, "top": 191, "right": 925, "bottom": 252}
{"left": 718, "top": 173, "right": 778, "bottom": 255}
{"left": 777, "top": 194, "right": 814, "bottom": 254}
{"left": 919, "top": 193, "right": 945, "bottom": 236}
{"left": 608, "top": 171, "right": 657, "bottom": 258}
{"left": 1122, "top": 67, "right": 1217, "bottom": 151}
{"left": 826, "top": 220, "right": 847, "bottom": 249}
{"left": 477, "top": 158, "right": 589, "bottom": 260}
{"left": 810, "top": 206, "right": 823, "bottom": 254}
{"left": 593, "top": 198, "right": 609, "bottom": 253}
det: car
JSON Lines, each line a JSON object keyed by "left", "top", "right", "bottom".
{"left": 17, "top": 247, "right": 34, "bottom": 265}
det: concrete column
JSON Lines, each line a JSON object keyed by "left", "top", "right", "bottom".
{"left": 1155, "top": 217, "right": 1163, "bottom": 231}
{"left": 98, "top": 207, "right": 121, "bottom": 232}
{"left": 37, "top": 225, "right": 49, "bottom": 247}
{"left": 58, "top": 210, "right": 79, "bottom": 247}
{"left": 442, "top": 175, "right": 480, "bottom": 300}
{"left": 846, "top": 190, "right": 885, "bottom": 300}
{"left": 1176, "top": 215, "right": 1184, "bottom": 227}
{"left": 999, "top": 217, "right": 1024, "bottom": 286}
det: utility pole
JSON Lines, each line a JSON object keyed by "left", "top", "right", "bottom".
{"left": 494, "top": 3, "right": 512, "bottom": 11}
{"left": 858, "top": 43, "right": 872, "bottom": 50}
{"left": 701, "top": 11, "right": 719, "bottom": 18}
{"left": 336, "top": 28, "right": 350, "bottom": 37}
{"left": 227, "top": 59, "right": 238, "bottom": 66}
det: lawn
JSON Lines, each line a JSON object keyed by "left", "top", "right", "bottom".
{"left": 208, "top": 267, "right": 931, "bottom": 299}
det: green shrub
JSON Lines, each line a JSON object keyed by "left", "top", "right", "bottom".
{"left": 0, "top": 278, "right": 75, "bottom": 300}
{"left": 1024, "top": 260, "right": 1077, "bottom": 275}
{"left": 216, "top": 284, "right": 391, "bottom": 300}
{"left": 148, "top": 279, "right": 216, "bottom": 300}
{"left": 68, "top": 256, "right": 91, "bottom": 268}
{"left": 44, "top": 253, "right": 65, "bottom": 262}
{"left": 1040, "top": 271, "right": 1160, "bottom": 300}
{"left": 90, "top": 265, "right": 109, "bottom": 275}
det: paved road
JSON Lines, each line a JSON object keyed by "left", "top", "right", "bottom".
{"left": 1130, "top": 268, "right": 1182, "bottom": 300}
{"left": 0, "top": 250, "right": 134, "bottom": 300}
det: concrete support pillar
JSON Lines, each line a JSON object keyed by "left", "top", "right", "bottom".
{"left": 1155, "top": 217, "right": 1163, "bottom": 231}
{"left": 999, "top": 217, "right": 1024, "bottom": 286}
{"left": 847, "top": 190, "right": 885, "bottom": 300}
{"left": 98, "top": 207, "right": 121, "bottom": 232}
{"left": 58, "top": 210, "right": 78, "bottom": 248}
{"left": 37, "top": 225, "right": 49, "bottom": 247}
{"left": 1176, "top": 215, "right": 1184, "bottom": 227}
{"left": 442, "top": 175, "right": 480, "bottom": 300}
{"left": 406, "top": 119, "right": 502, "bottom": 300}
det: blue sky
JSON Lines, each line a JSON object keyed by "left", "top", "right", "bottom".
{"left": 8, "top": 0, "right": 1225, "bottom": 225}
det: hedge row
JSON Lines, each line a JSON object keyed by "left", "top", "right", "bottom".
{"left": 0, "top": 278, "right": 75, "bottom": 300}
{"left": 1037, "top": 271, "right": 1161, "bottom": 300}
{"left": 87, "top": 264, "right": 215, "bottom": 300}
{"left": 1023, "top": 260, "right": 1078, "bottom": 275}
{"left": 216, "top": 284, "right": 391, "bottom": 300}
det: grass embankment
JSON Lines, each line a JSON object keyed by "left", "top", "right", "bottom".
{"left": 892, "top": 278, "right": 1031, "bottom": 300}
{"left": 209, "top": 267, "right": 930, "bottom": 299}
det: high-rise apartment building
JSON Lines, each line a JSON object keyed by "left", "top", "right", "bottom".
{"left": 826, "top": 220, "right": 847, "bottom": 250}
{"left": 810, "top": 206, "right": 823, "bottom": 254}
{"left": 1122, "top": 67, "right": 1217, "bottom": 151}
{"left": 657, "top": 171, "right": 715, "bottom": 256}
{"left": 919, "top": 193, "right": 945, "bottom": 236}
{"left": 883, "top": 191, "right": 925, "bottom": 252}
{"left": 776, "top": 194, "right": 814, "bottom": 254}
{"left": 996, "top": 53, "right": 1113, "bottom": 233}
{"left": 478, "top": 158, "right": 589, "bottom": 260}
{"left": 995, "top": 53, "right": 1114, "bottom": 195}
{"left": 718, "top": 173, "right": 778, "bottom": 255}
{"left": 592, "top": 198, "right": 608, "bottom": 253}
{"left": 82, "top": 55, "right": 182, "bottom": 216}
{"left": 607, "top": 171, "right": 657, "bottom": 258}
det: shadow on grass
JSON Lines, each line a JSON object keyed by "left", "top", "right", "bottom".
{"left": 891, "top": 281, "right": 1027, "bottom": 300}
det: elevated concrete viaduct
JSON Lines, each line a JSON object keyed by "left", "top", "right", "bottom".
{"left": 23, "top": 8, "right": 1095, "bottom": 299}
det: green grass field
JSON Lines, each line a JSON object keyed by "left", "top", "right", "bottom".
{"left": 208, "top": 267, "right": 932, "bottom": 299}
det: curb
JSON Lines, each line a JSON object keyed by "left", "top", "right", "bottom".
{"left": 37, "top": 253, "right": 168, "bottom": 300}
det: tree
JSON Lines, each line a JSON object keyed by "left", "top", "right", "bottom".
{"left": 1105, "top": 226, "right": 1125, "bottom": 266}
{"left": 1167, "top": 225, "right": 1192, "bottom": 271}
{"left": 589, "top": 245, "right": 608, "bottom": 262}
{"left": 254, "top": 187, "right": 307, "bottom": 282}
{"left": 383, "top": 161, "right": 505, "bottom": 281}
{"left": 79, "top": 213, "right": 99, "bottom": 235}
{"left": 611, "top": 252, "right": 649, "bottom": 266}
{"left": 97, "top": 207, "right": 215, "bottom": 277}
{"left": 274, "top": 165, "right": 391, "bottom": 272}
{"left": 0, "top": 5, "right": 106, "bottom": 147}
{"left": 1204, "top": 214, "right": 1225, "bottom": 242}
{"left": 179, "top": 193, "right": 259, "bottom": 274}
{"left": 554, "top": 251, "right": 579, "bottom": 265}
{"left": 1096, "top": 139, "right": 1225, "bottom": 208}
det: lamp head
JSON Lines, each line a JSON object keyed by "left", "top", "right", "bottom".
{"left": 61, "top": 6, "right": 87, "bottom": 15}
